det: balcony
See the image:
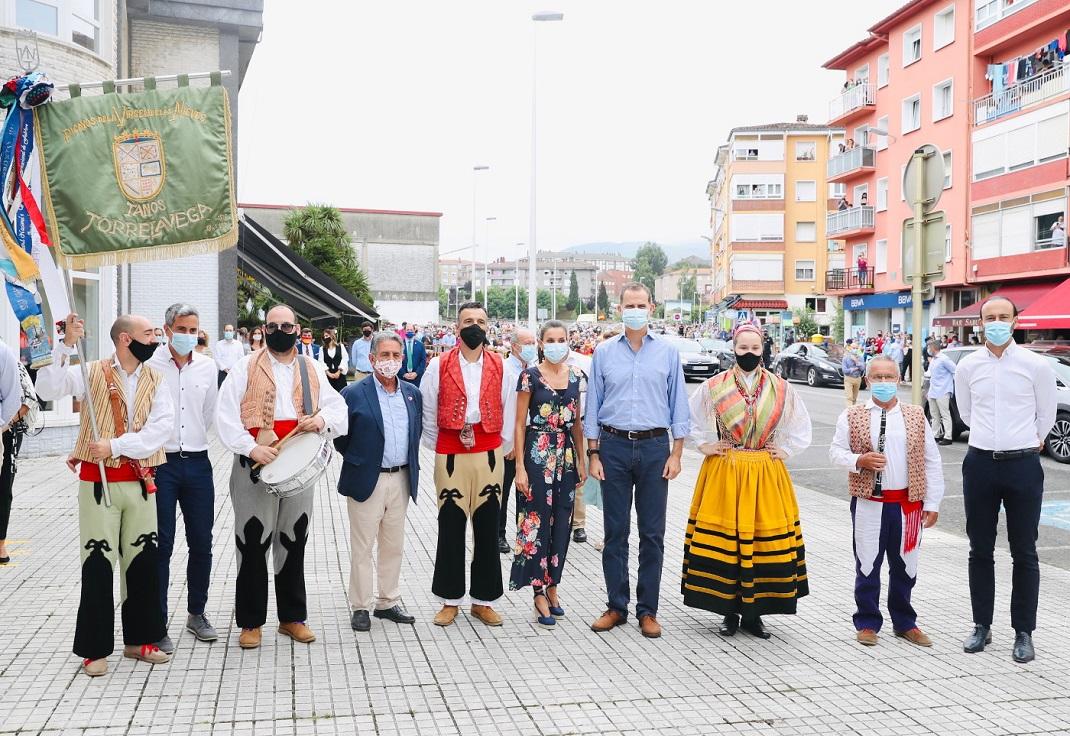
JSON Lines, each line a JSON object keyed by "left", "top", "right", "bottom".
{"left": 825, "top": 267, "right": 875, "bottom": 293}
{"left": 827, "top": 206, "right": 875, "bottom": 237}
{"left": 828, "top": 83, "right": 875, "bottom": 125}
{"left": 975, "top": 0, "right": 1039, "bottom": 32}
{"left": 973, "top": 61, "right": 1070, "bottom": 125}
{"left": 827, "top": 146, "right": 877, "bottom": 182}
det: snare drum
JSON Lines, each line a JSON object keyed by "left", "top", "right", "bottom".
{"left": 259, "top": 432, "right": 332, "bottom": 498}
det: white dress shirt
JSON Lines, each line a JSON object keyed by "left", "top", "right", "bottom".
{"left": 829, "top": 399, "right": 945, "bottom": 512}
{"left": 147, "top": 348, "right": 219, "bottom": 452}
{"left": 953, "top": 341, "right": 1058, "bottom": 451}
{"left": 420, "top": 350, "right": 514, "bottom": 451}
{"left": 319, "top": 344, "right": 349, "bottom": 374}
{"left": 35, "top": 343, "right": 175, "bottom": 460}
{"left": 213, "top": 338, "right": 246, "bottom": 372}
{"left": 215, "top": 350, "right": 348, "bottom": 457}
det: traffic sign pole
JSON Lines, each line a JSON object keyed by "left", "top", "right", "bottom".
{"left": 910, "top": 149, "right": 927, "bottom": 406}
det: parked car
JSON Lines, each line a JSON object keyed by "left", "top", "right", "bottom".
{"left": 923, "top": 345, "right": 1070, "bottom": 463}
{"left": 662, "top": 336, "right": 719, "bottom": 382}
{"left": 698, "top": 338, "right": 735, "bottom": 373}
{"left": 768, "top": 342, "right": 844, "bottom": 387}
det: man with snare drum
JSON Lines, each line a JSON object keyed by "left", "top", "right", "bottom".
{"left": 216, "top": 304, "right": 347, "bottom": 649}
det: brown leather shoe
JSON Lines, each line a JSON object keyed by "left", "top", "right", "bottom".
{"left": 278, "top": 622, "right": 316, "bottom": 643}
{"left": 470, "top": 604, "right": 503, "bottom": 627}
{"left": 590, "top": 609, "right": 627, "bottom": 632}
{"left": 856, "top": 629, "right": 878, "bottom": 646}
{"left": 896, "top": 627, "right": 933, "bottom": 647}
{"left": 433, "top": 605, "right": 459, "bottom": 627}
{"left": 239, "top": 627, "right": 262, "bottom": 649}
{"left": 639, "top": 615, "right": 662, "bottom": 639}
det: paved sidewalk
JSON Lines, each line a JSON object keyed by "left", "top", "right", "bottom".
{"left": 2, "top": 441, "right": 1070, "bottom": 736}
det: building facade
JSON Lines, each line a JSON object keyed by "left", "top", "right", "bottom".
{"left": 485, "top": 256, "right": 598, "bottom": 302}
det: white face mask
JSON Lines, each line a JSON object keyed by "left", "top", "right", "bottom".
{"left": 375, "top": 358, "right": 403, "bottom": 379}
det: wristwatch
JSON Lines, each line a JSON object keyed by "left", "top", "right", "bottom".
{"left": 586, "top": 448, "right": 600, "bottom": 457}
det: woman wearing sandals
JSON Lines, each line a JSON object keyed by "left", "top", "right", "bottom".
{"left": 511, "top": 320, "right": 587, "bottom": 628}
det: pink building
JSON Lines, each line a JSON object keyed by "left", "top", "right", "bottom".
{"left": 823, "top": 0, "right": 975, "bottom": 340}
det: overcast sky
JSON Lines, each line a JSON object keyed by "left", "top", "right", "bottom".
{"left": 237, "top": 0, "right": 902, "bottom": 261}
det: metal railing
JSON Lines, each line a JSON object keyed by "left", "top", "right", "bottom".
{"left": 827, "top": 146, "right": 877, "bottom": 179}
{"left": 973, "top": 62, "right": 1070, "bottom": 125}
{"left": 828, "top": 83, "right": 875, "bottom": 121}
{"left": 825, "top": 267, "right": 874, "bottom": 291}
{"left": 827, "top": 206, "right": 875, "bottom": 236}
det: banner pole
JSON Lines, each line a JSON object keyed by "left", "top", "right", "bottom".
{"left": 60, "top": 267, "right": 112, "bottom": 507}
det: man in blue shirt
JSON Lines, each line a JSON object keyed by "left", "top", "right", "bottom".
{"left": 350, "top": 322, "right": 374, "bottom": 382}
{"left": 585, "top": 283, "right": 689, "bottom": 639}
{"left": 926, "top": 341, "right": 956, "bottom": 446}
{"left": 841, "top": 339, "right": 865, "bottom": 407}
{"left": 400, "top": 328, "right": 427, "bottom": 386}
{"left": 883, "top": 335, "right": 904, "bottom": 367}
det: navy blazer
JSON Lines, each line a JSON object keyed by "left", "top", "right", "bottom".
{"left": 334, "top": 376, "right": 423, "bottom": 502}
{"left": 400, "top": 338, "right": 427, "bottom": 385}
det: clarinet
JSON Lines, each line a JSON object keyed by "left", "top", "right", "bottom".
{"left": 873, "top": 409, "right": 887, "bottom": 499}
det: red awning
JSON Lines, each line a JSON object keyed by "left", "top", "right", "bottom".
{"left": 733, "top": 299, "right": 788, "bottom": 310}
{"left": 1017, "top": 278, "right": 1070, "bottom": 330}
{"left": 931, "top": 282, "right": 1057, "bottom": 327}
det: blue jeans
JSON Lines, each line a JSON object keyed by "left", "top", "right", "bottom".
{"left": 599, "top": 432, "right": 670, "bottom": 619}
{"left": 156, "top": 453, "right": 215, "bottom": 620}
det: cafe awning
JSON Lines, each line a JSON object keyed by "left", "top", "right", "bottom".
{"left": 236, "top": 215, "right": 378, "bottom": 323}
{"left": 931, "top": 282, "right": 1055, "bottom": 328}
{"left": 1017, "top": 278, "right": 1070, "bottom": 330}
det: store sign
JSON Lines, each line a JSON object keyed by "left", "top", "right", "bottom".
{"left": 843, "top": 291, "right": 935, "bottom": 311}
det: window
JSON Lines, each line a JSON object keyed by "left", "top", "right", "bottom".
{"left": 932, "top": 79, "right": 953, "bottom": 121}
{"left": 16, "top": 0, "right": 102, "bottom": 54}
{"left": 829, "top": 182, "right": 847, "bottom": 198}
{"left": 903, "top": 25, "right": 922, "bottom": 66}
{"left": 945, "top": 224, "right": 952, "bottom": 261}
{"left": 805, "top": 297, "right": 828, "bottom": 313}
{"left": 970, "top": 190, "right": 1066, "bottom": 257}
{"left": 734, "top": 146, "right": 759, "bottom": 161}
{"left": 795, "top": 221, "right": 816, "bottom": 242}
{"left": 942, "top": 150, "right": 952, "bottom": 188}
{"left": 972, "top": 109, "right": 1070, "bottom": 181}
{"left": 853, "top": 183, "right": 869, "bottom": 206}
{"left": 933, "top": 5, "right": 955, "bottom": 50}
{"left": 795, "top": 260, "right": 816, "bottom": 281}
{"left": 795, "top": 180, "right": 817, "bottom": 202}
{"left": 730, "top": 213, "right": 784, "bottom": 242}
{"left": 875, "top": 116, "right": 889, "bottom": 150}
{"left": 730, "top": 254, "right": 783, "bottom": 280}
{"left": 877, "top": 54, "right": 890, "bottom": 88}
{"left": 902, "top": 94, "right": 921, "bottom": 133}
{"left": 732, "top": 175, "right": 784, "bottom": 200}
{"left": 855, "top": 64, "right": 870, "bottom": 84}
{"left": 876, "top": 178, "right": 889, "bottom": 211}
{"left": 795, "top": 141, "right": 816, "bottom": 161}
{"left": 875, "top": 239, "right": 888, "bottom": 273}
{"left": 853, "top": 243, "right": 868, "bottom": 262}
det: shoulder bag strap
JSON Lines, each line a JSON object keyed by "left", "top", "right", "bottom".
{"left": 100, "top": 361, "right": 128, "bottom": 437}
{"left": 296, "top": 355, "right": 313, "bottom": 415}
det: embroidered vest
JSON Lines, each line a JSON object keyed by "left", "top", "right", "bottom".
{"left": 72, "top": 359, "right": 166, "bottom": 468}
{"left": 846, "top": 403, "right": 927, "bottom": 502}
{"left": 436, "top": 347, "right": 503, "bottom": 453}
{"left": 239, "top": 349, "right": 321, "bottom": 431}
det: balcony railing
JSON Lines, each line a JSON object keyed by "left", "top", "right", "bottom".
{"left": 827, "top": 146, "right": 877, "bottom": 179}
{"left": 825, "top": 267, "right": 874, "bottom": 291}
{"left": 827, "top": 206, "right": 875, "bottom": 236}
{"left": 974, "top": 0, "right": 1039, "bottom": 31}
{"left": 828, "top": 83, "right": 875, "bottom": 122}
{"left": 973, "top": 61, "right": 1070, "bottom": 125}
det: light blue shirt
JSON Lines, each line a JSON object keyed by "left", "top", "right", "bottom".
{"left": 351, "top": 336, "right": 372, "bottom": 373}
{"left": 375, "top": 377, "right": 409, "bottom": 468}
{"left": 583, "top": 332, "right": 689, "bottom": 440}
{"left": 841, "top": 351, "right": 864, "bottom": 378}
{"left": 927, "top": 352, "right": 957, "bottom": 400}
{"left": 0, "top": 341, "right": 20, "bottom": 425}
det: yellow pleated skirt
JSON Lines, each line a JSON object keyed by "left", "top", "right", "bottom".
{"left": 681, "top": 449, "right": 808, "bottom": 617}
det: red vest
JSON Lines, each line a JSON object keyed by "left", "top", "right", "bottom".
{"left": 437, "top": 347, "right": 504, "bottom": 454}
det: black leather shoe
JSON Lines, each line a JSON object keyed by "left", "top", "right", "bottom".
{"left": 963, "top": 624, "right": 992, "bottom": 653}
{"left": 741, "top": 616, "right": 771, "bottom": 640}
{"left": 937, "top": 438, "right": 953, "bottom": 446}
{"left": 573, "top": 528, "right": 587, "bottom": 543}
{"left": 1012, "top": 631, "right": 1035, "bottom": 663}
{"left": 718, "top": 614, "right": 739, "bottom": 637}
{"left": 497, "top": 536, "right": 510, "bottom": 554}
{"left": 350, "top": 610, "right": 371, "bottom": 632}
{"left": 373, "top": 605, "right": 415, "bottom": 625}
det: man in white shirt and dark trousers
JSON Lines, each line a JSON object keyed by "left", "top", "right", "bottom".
{"left": 213, "top": 323, "right": 245, "bottom": 387}
{"left": 148, "top": 304, "right": 220, "bottom": 653}
{"left": 498, "top": 329, "right": 537, "bottom": 553}
{"left": 926, "top": 341, "right": 956, "bottom": 445}
{"left": 956, "top": 297, "right": 1057, "bottom": 663}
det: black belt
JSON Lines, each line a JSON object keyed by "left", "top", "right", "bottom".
{"left": 600, "top": 425, "right": 668, "bottom": 441}
{"left": 167, "top": 450, "right": 209, "bottom": 459}
{"left": 968, "top": 447, "right": 1040, "bottom": 461}
{"left": 380, "top": 464, "right": 408, "bottom": 473}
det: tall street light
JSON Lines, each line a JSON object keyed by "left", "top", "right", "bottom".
{"left": 484, "top": 216, "right": 497, "bottom": 306}
{"left": 514, "top": 243, "right": 524, "bottom": 324}
{"left": 472, "top": 165, "right": 489, "bottom": 301}
{"left": 528, "top": 10, "right": 563, "bottom": 331}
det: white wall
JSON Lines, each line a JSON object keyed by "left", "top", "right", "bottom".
{"left": 374, "top": 300, "right": 439, "bottom": 326}
{"left": 129, "top": 253, "right": 220, "bottom": 339}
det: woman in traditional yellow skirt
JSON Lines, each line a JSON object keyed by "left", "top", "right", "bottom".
{"left": 682, "top": 323, "right": 812, "bottom": 639}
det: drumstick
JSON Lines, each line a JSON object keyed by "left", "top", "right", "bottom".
{"left": 252, "top": 409, "right": 322, "bottom": 469}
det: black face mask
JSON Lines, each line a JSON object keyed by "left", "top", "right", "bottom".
{"left": 362, "top": 329, "right": 372, "bottom": 336}
{"left": 128, "top": 338, "right": 159, "bottom": 364}
{"left": 735, "top": 351, "right": 762, "bottom": 372}
{"left": 267, "top": 329, "right": 298, "bottom": 353}
{"left": 459, "top": 325, "right": 486, "bottom": 349}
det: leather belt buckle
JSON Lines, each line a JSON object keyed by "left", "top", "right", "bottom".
{"left": 627, "top": 430, "right": 640, "bottom": 441}
{"left": 992, "top": 450, "right": 1008, "bottom": 461}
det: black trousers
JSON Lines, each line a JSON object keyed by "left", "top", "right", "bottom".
{"left": 963, "top": 449, "right": 1044, "bottom": 632}
{"left": 497, "top": 456, "right": 516, "bottom": 539}
{"left": 0, "top": 430, "right": 13, "bottom": 539}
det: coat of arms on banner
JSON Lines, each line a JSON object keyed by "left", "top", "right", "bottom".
{"left": 113, "top": 130, "right": 165, "bottom": 201}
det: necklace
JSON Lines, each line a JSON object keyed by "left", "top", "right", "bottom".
{"left": 732, "top": 368, "right": 764, "bottom": 417}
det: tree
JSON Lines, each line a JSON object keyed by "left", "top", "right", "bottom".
{"left": 792, "top": 307, "right": 820, "bottom": 341}
{"left": 566, "top": 271, "right": 579, "bottom": 312}
{"left": 832, "top": 299, "right": 845, "bottom": 343}
{"left": 597, "top": 281, "right": 610, "bottom": 316}
{"left": 632, "top": 242, "right": 668, "bottom": 299}
{"left": 283, "top": 204, "right": 375, "bottom": 311}
{"left": 438, "top": 287, "right": 449, "bottom": 319}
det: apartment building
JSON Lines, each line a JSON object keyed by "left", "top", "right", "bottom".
{"left": 707, "top": 118, "right": 844, "bottom": 338}
{"left": 486, "top": 257, "right": 598, "bottom": 302}
{"left": 823, "top": 0, "right": 974, "bottom": 340}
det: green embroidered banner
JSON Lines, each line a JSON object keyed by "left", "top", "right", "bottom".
{"left": 33, "top": 82, "right": 236, "bottom": 269}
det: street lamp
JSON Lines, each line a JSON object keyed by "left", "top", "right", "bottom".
{"left": 528, "top": 10, "right": 564, "bottom": 331}
{"left": 484, "top": 216, "right": 497, "bottom": 306}
{"left": 472, "top": 165, "right": 489, "bottom": 301}
{"left": 514, "top": 243, "right": 524, "bottom": 324}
